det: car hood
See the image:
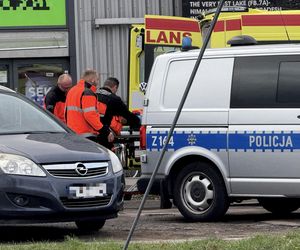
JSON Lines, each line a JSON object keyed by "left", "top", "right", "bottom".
{"left": 0, "top": 133, "right": 109, "bottom": 164}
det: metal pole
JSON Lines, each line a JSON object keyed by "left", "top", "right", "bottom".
{"left": 123, "top": 1, "right": 226, "bottom": 249}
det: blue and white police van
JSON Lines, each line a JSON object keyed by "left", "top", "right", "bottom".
{"left": 138, "top": 44, "right": 300, "bottom": 221}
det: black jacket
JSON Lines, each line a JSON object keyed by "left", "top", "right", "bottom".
{"left": 96, "top": 87, "right": 141, "bottom": 130}
{"left": 44, "top": 85, "right": 66, "bottom": 123}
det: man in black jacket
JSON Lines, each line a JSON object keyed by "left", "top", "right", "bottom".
{"left": 96, "top": 77, "right": 141, "bottom": 149}
{"left": 44, "top": 73, "right": 72, "bottom": 123}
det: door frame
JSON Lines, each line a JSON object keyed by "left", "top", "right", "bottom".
{"left": 0, "top": 60, "right": 13, "bottom": 89}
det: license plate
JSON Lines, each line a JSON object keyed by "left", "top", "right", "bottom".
{"left": 69, "top": 183, "right": 107, "bottom": 198}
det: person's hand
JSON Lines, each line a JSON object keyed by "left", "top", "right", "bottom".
{"left": 120, "top": 117, "right": 127, "bottom": 125}
{"left": 107, "top": 132, "right": 114, "bottom": 142}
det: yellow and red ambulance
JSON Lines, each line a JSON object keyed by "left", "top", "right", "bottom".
{"left": 128, "top": 8, "right": 300, "bottom": 111}
{"left": 204, "top": 8, "right": 300, "bottom": 48}
{"left": 128, "top": 16, "right": 201, "bottom": 111}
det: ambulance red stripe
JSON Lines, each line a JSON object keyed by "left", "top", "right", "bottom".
{"left": 146, "top": 18, "right": 200, "bottom": 32}
{"left": 213, "top": 14, "right": 300, "bottom": 32}
{"left": 242, "top": 14, "right": 300, "bottom": 26}
{"left": 214, "top": 19, "right": 241, "bottom": 32}
{"left": 214, "top": 20, "right": 225, "bottom": 32}
{"left": 226, "top": 19, "right": 241, "bottom": 31}
{"left": 147, "top": 14, "right": 300, "bottom": 34}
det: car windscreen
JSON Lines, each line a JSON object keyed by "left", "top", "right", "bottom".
{"left": 0, "top": 93, "right": 66, "bottom": 134}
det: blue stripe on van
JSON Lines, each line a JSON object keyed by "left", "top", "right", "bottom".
{"left": 147, "top": 131, "right": 227, "bottom": 151}
{"left": 229, "top": 132, "right": 296, "bottom": 152}
{"left": 146, "top": 131, "right": 300, "bottom": 152}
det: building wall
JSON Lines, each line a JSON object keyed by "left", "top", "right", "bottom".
{"left": 74, "top": 0, "right": 177, "bottom": 103}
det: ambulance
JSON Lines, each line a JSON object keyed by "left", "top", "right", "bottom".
{"left": 128, "top": 7, "right": 300, "bottom": 111}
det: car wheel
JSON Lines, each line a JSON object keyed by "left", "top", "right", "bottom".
{"left": 258, "top": 198, "right": 300, "bottom": 215}
{"left": 173, "top": 161, "right": 229, "bottom": 222}
{"left": 75, "top": 219, "right": 106, "bottom": 232}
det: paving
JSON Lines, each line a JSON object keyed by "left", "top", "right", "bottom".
{"left": 0, "top": 198, "right": 300, "bottom": 243}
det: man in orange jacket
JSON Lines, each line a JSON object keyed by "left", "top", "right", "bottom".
{"left": 65, "top": 69, "right": 114, "bottom": 143}
{"left": 44, "top": 73, "right": 72, "bottom": 123}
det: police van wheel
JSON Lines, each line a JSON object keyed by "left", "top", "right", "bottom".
{"left": 75, "top": 219, "right": 106, "bottom": 232}
{"left": 173, "top": 162, "right": 229, "bottom": 222}
{"left": 258, "top": 198, "right": 300, "bottom": 215}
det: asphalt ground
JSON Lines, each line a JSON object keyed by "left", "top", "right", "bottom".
{"left": 1, "top": 198, "right": 300, "bottom": 243}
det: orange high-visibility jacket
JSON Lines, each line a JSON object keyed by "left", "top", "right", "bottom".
{"left": 110, "top": 116, "right": 123, "bottom": 135}
{"left": 65, "top": 80, "right": 104, "bottom": 137}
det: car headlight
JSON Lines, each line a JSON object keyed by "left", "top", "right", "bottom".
{"left": 0, "top": 154, "right": 46, "bottom": 177}
{"left": 107, "top": 150, "right": 123, "bottom": 174}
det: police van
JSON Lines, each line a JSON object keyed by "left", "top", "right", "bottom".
{"left": 138, "top": 43, "right": 300, "bottom": 221}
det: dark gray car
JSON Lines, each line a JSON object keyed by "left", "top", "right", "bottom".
{"left": 0, "top": 86, "right": 124, "bottom": 231}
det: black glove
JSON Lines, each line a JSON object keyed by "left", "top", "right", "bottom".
{"left": 98, "top": 125, "right": 110, "bottom": 138}
{"left": 129, "top": 114, "right": 141, "bottom": 131}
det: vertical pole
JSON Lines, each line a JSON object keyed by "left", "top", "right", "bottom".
{"left": 123, "top": 1, "right": 226, "bottom": 249}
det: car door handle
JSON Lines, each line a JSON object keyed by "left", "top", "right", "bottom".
{"left": 297, "top": 115, "right": 300, "bottom": 119}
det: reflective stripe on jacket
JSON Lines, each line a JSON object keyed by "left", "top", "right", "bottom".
{"left": 65, "top": 80, "right": 103, "bottom": 135}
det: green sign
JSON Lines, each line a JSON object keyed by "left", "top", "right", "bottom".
{"left": 0, "top": 0, "right": 66, "bottom": 27}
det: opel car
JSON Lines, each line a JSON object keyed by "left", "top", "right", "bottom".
{"left": 0, "top": 85, "right": 124, "bottom": 231}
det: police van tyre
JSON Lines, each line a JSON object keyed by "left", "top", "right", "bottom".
{"left": 258, "top": 198, "right": 300, "bottom": 215}
{"left": 173, "top": 162, "right": 229, "bottom": 222}
{"left": 75, "top": 219, "right": 106, "bottom": 232}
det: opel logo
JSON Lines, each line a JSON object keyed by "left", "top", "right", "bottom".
{"left": 75, "top": 163, "right": 88, "bottom": 176}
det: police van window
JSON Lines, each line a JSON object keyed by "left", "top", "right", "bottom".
{"left": 231, "top": 55, "right": 300, "bottom": 108}
{"left": 163, "top": 58, "right": 233, "bottom": 109}
{"left": 277, "top": 62, "right": 300, "bottom": 106}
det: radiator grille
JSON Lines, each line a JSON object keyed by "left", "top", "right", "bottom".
{"left": 43, "top": 162, "right": 109, "bottom": 178}
{"left": 60, "top": 195, "right": 112, "bottom": 208}
{"left": 47, "top": 166, "right": 107, "bottom": 178}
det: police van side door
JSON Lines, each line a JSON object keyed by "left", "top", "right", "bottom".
{"left": 228, "top": 54, "right": 300, "bottom": 196}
